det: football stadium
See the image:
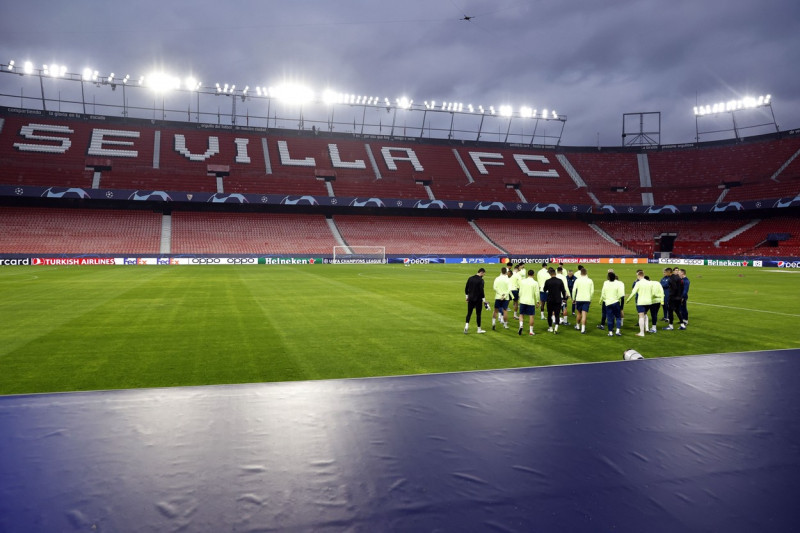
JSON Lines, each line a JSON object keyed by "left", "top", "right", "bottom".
{"left": 2, "top": 5, "right": 800, "bottom": 529}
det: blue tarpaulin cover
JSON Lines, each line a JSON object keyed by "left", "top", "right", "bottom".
{"left": 1, "top": 350, "right": 799, "bottom": 532}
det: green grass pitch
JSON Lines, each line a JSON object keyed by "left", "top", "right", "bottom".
{"left": 1, "top": 263, "right": 799, "bottom": 395}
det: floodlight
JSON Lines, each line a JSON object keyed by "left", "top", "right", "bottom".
{"left": 146, "top": 72, "right": 180, "bottom": 92}
{"left": 270, "top": 83, "right": 313, "bottom": 105}
{"left": 43, "top": 64, "right": 64, "bottom": 77}
{"left": 552, "top": 111, "right": 559, "bottom": 119}
{"left": 322, "top": 89, "right": 340, "bottom": 104}
{"left": 489, "top": 106, "right": 496, "bottom": 115}
{"left": 185, "top": 77, "right": 198, "bottom": 90}
{"left": 468, "top": 104, "right": 474, "bottom": 113}
{"left": 42, "top": 64, "right": 63, "bottom": 77}
{"left": 123, "top": 75, "right": 130, "bottom": 84}
{"left": 23, "top": 61, "right": 33, "bottom": 74}
{"left": 520, "top": 106, "right": 533, "bottom": 118}
{"left": 541, "top": 109, "right": 548, "bottom": 118}
{"left": 243, "top": 86, "right": 249, "bottom": 94}
{"left": 397, "top": 97, "right": 411, "bottom": 109}
{"left": 7, "top": 60, "right": 14, "bottom": 71}
{"left": 499, "top": 105, "right": 512, "bottom": 117}
{"left": 694, "top": 94, "right": 773, "bottom": 116}
{"left": 478, "top": 105, "right": 485, "bottom": 114}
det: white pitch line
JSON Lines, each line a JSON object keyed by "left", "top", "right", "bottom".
{"left": 690, "top": 301, "right": 800, "bottom": 318}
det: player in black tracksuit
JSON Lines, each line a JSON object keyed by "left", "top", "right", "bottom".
{"left": 542, "top": 268, "right": 568, "bottom": 332}
{"left": 666, "top": 270, "right": 685, "bottom": 329}
{"left": 464, "top": 268, "right": 487, "bottom": 333}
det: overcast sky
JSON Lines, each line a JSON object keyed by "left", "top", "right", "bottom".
{"left": 1, "top": 0, "right": 798, "bottom": 146}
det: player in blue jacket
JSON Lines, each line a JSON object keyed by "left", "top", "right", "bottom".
{"left": 660, "top": 268, "right": 672, "bottom": 322}
{"left": 678, "top": 268, "right": 690, "bottom": 325}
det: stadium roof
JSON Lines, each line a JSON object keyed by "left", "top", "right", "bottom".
{"left": 1, "top": 0, "right": 798, "bottom": 146}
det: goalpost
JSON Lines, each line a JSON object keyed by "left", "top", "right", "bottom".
{"left": 332, "top": 246, "right": 386, "bottom": 264}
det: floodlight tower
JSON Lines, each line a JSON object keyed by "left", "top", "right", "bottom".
{"left": 390, "top": 97, "right": 412, "bottom": 138}
{"left": 693, "top": 94, "right": 778, "bottom": 141}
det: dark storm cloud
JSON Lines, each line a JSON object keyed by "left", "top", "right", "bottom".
{"left": 1, "top": 0, "right": 797, "bottom": 145}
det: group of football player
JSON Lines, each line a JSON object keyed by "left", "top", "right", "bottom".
{"left": 464, "top": 262, "right": 690, "bottom": 336}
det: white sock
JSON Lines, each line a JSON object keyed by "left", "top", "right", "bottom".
{"left": 465, "top": 322, "right": 469, "bottom": 330}
{"left": 645, "top": 316, "right": 649, "bottom": 331}
{"left": 581, "top": 325, "right": 585, "bottom": 333}
{"left": 530, "top": 326, "right": 534, "bottom": 333}
{"left": 638, "top": 316, "right": 645, "bottom": 334}
{"left": 492, "top": 318, "right": 496, "bottom": 325}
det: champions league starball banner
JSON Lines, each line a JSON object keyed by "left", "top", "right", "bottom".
{"left": 3, "top": 184, "right": 798, "bottom": 215}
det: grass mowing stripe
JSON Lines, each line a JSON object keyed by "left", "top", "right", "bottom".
{"left": 690, "top": 301, "right": 800, "bottom": 317}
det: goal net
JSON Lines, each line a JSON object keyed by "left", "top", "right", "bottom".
{"left": 332, "top": 245, "right": 386, "bottom": 264}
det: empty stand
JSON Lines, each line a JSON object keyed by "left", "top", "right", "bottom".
{"left": 562, "top": 152, "right": 644, "bottom": 205}
{"left": 717, "top": 217, "right": 800, "bottom": 256}
{"left": 648, "top": 137, "right": 800, "bottom": 204}
{"left": 170, "top": 212, "right": 336, "bottom": 255}
{"left": 441, "top": 147, "right": 593, "bottom": 205}
{"left": 596, "top": 219, "right": 749, "bottom": 257}
{"left": 4, "top": 109, "right": 799, "bottom": 208}
{"left": 334, "top": 215, "right": 503, "bottom": 255}
{"left": 0, "top": 115, "right": 97, "bottom": 188}
{"left": 477, "top": 219, "right": 633, "bottom": 256}
{"left": 0, "top": 207, "right": 161, "bottom": 253}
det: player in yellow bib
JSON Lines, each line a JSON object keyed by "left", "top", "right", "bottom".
{"left": 626, "top": 270, "right": 655, "bottom": 337}
{"left": 517, "top": 269, "right": 541, "bottom": 335}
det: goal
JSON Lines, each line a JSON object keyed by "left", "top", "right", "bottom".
{"left": 332, "top": 246, "right": 386, "bottom": 264}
